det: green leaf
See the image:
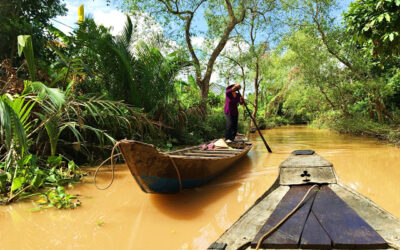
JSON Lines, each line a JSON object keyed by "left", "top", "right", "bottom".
{"left": 43, "top": 117, "right": 60, "bottom": 156}
{"left": 0, "top": 97, "right": 29, "bottom": 154}
{"left": 29, "top": 81, "right": 66, "bottom": 108}
{"left": 31, "top": 171, "right": 43, "bottom": 188}
{"left": 46, "top": 25, "right": 70, "bottom": 45}
{"left": 385, "top": 13, "right": 391, "bottom": 22}
{"left": 50, "top": 67, "right": 68, "bottom": 87}
{"left": 376, "top": 0, "right": 383, "bottom": 9}
{"left": 46, "top": 174, "right": 57, "bottom": 183}
{"left": 0, "top": 173, "right": 7, "bottom": 191}
{"left": 389, "top": 33, "right": 394, "bottom": 41}
{"left": 47, "top": 155, "right": 62, "bottom": 167}
{"left": 11, "top": 177, "right": 26, "bottom": 191}
{"left": 17, "top": 35, "right": 36, "bottom": 81}
{"left": 68, "top": 161, "right": 78, "bottom": 172}
{"left": 17, "top": 154, "right": 33, "bottom": 166}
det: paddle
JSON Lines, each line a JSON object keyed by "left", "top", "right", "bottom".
{"left": 238, "top": 91, "right": 272, "bottom": 153}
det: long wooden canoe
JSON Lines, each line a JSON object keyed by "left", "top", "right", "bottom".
{"left": 209, "top": 150, "right": 400, "bottom": 249}
{"left": 118, "top": 138, "right": 253, "bottom": 194}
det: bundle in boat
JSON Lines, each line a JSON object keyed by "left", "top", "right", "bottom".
{"left": 209, "top": 150, "right": 400, "bottom": 250}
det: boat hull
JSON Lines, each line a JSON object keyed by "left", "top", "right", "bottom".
{"left": 118, "top": 139, "right": 252, "bottom": 193}
{"left": 139, "top": 174, "right": 216, "bottom": 193}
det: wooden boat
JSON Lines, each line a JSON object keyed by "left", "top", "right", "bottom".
{"left": 209, "top": 150, "right": 400, "bottom": 249}
{"left": 118, "top": 137, "right": 252, "bottom": 194}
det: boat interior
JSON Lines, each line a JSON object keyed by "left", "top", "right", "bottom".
{"left": 167, "top": 140, "right": 252, "bottom": 158}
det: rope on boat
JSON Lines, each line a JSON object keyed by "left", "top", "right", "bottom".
{"left": 94, "top": 141, "right": 122, "bottom": 190}
{"left": 93, "top": 139, "right": 152, "bottom": 192}
{"left": 168, "top": 156, "right": 182, "bottom": 192}
{"left": 255, "top": 184, "right": 318, "bottom": 250}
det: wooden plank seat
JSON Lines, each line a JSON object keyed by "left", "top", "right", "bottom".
{"left": 183, "top": 152, "right": 232, "bottom": 157}
{"left": 205, "top": 148, "right": 241, "bottom": 151}
{"left": 191, "top": 150, "right": 239, "bottom": 154}
{"left": 168, "top": 148, "right": 241, "bottom": 156}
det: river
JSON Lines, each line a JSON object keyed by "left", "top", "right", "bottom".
{"left": 0, "top": 126, "right": 399, "bottom": 249}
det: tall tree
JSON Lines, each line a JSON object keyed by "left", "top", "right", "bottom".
{"left": 237, "top": 0, "right": 277, "bottom": 125}
{"left": 125, "top": 0, "right": 247, "bottom": 107}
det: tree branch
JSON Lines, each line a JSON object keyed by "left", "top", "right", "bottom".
{"left": 311, "top": 6, "right": 365, "bottom": 80}
{"left": 202, "top": 0, "right": 246, "bottom": 85}
{"left": 157, "top": 0, "right": 207, "bottom": 82}
{"left": 158, "top": 0, "right": 193, "bottom": 20}
{"left": 184, "top": 15, "right": 201, "bottom": 80}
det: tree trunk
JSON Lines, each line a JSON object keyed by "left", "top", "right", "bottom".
{"left": 260, "top": 90, "right": 263, "bottom": 118}
{"left": 251, "top": 61, "right": 260, "bottom": 127}
{"left": 373, "top": 97, "right": 394, "bottom": 122}
{"left": 368, "top": 102, "right": 375, "bottom": 119}
{"left": 197, "top": 21, "right": 237, "bottom": 104}
{"left": 159, "top": 0, "right": 246, "bottom": 114}
{"left": 241, "top": 66, "right": 247, "bottom": 120}
{"left": 375, "top": 103, "right": 383, "bottom": 123}
{"left": 318, "top": 86, "right": 335, "bottom": 109}
{"left": 191, "top": 1, "right": 245, "bottom": 112}
{"left": 199, "top": 80, "right": 209, "bottom": 113}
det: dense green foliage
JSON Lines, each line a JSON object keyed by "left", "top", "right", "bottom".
{"left": 247, "top": 0, "right": 400, "bottom": 144}
{"left": 0, "top": 0, "right": 67, "bottom": 61}
{"left": 345, "top": 0, "right": 400, "bottom": 57}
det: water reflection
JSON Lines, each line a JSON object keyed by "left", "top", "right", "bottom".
{"left": 150, "top": 156, "right": 253, "bottom": 219}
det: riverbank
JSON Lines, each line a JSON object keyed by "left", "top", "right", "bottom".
{"left": 256, "top": 113, "right": 400, "bottom": 147}
{"left": 311, "top": 115, "right": 400, "bottom": 147}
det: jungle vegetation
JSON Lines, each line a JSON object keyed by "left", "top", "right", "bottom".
{"left": 0, "top": 0, "right": 399, "bottom": 207}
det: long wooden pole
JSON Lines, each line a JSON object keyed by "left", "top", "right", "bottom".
{"left": 240, "top": 93, "right": 272, "bottom": 153}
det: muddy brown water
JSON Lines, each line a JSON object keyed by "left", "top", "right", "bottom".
{"left": 0, "top": 126, "right": 399, "bottom": 249}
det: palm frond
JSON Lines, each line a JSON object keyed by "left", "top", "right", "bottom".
{"left": 23, "top": 81, "right": 65, "bottom": 109}
{"left": 0, "top": 96, "right": 29, "bottom": 155}
{"left": 46, "top": 24, "right": 71, "bottom": 45}
{"left": 119, "top": 15, "right": 134, "bottom": 49}
{"left": 17, "top": 35, "right": 36, "bottom": 81}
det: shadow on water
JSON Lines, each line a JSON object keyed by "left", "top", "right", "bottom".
{"left": 150, "top": 156, "right": 254, "bottom": 220}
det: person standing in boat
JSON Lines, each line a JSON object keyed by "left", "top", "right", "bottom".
{"left": 224, "top": 84, "right": 244, "bottom": 142}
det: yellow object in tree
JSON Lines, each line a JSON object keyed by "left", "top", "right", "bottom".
{"left": 78, "top": 4, "right": 84, "bottom": 23}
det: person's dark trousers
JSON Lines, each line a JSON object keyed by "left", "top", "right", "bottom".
{"left": 225, "top": 114, "right": 238, "bottom": 141}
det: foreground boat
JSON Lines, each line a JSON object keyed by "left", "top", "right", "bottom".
{"left": 209, "top": 150, "right": 400, "bottom": 249}
{"left": 118, "top": 138, "right": 252, "bottom": 193}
